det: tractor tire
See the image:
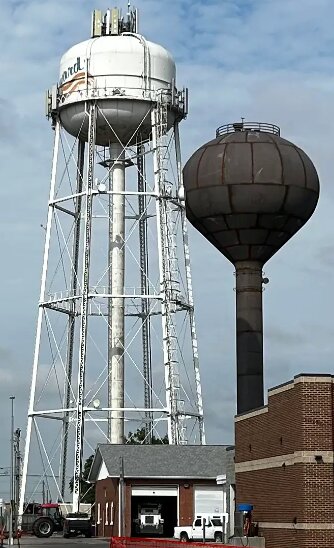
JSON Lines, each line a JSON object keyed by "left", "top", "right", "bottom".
{"left": 33, "top": 517, "right": 54, "bottom": 538}
{"left": 214, "top": 532, "right": 223, "bottom": 543}
{"left": 180, "top": 532, "right": 189, "bottom": 542}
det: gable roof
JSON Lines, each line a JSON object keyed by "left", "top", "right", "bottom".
{"left": 89, "top": 444, "right": 230, "bottom": 482}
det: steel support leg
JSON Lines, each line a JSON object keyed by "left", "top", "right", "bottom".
{"left": 60, "top": 139, "right": 85, "bottom": 497}
{"left": 151, "top": 107, "right": 177, "bottom": 444}
{"left": 137, "top": 144, "right": 153, "bottom": 443}
{"left": 174, "top": 123, "right": 205, "bottom": 444}
{"left": 18, "top": 121, "right": 61, "bottom": 524}
{"left": 72, "top": 105, "right": 96, "bottom": 512}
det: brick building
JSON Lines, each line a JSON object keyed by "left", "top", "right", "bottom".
{"left": 235, "top": 374, "right": 334, "bottom": 548}
{"left": 89, "top": 444, "right": 235, "bottom": 538}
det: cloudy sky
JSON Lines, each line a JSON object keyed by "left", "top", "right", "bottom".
{"left": 1, "top": 0, "right": 334, "bottom": 495}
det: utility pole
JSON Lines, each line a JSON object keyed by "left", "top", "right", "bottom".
{"left": 118, "top": 457, "right": 125, "bottom": 537}
{"left": 13, "top": 429, "right": 21, "bottom": 534}
{"left": 9, "top": 396, "right": 15, "bottom": 546}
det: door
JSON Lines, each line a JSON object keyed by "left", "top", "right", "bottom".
{"left": 194, "top": 486, "right": 225, "bottom": 515}
{"left": 192, "top": 517, "right": 214, "bottom": 540}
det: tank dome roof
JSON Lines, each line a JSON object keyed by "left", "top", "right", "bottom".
{"left": 183, "top": 124, "right": 319, "bottom": 264}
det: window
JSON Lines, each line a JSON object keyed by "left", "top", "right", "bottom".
{"left": 194, "top": 519, "right": 202, "bottom": 527}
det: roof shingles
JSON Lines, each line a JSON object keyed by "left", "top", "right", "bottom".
{"left": 90, "top": 444, "right": 230, "bottom": 480}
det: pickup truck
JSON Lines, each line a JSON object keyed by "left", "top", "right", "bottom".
{"left": 174, "top": 515, "right": 228, "bottom": 543}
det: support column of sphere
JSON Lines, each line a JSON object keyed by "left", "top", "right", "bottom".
{"left": 108, "top": 143, "right": 126, "bottom": 444}
{"left": 235, "top": 261, "right": 264, "bottom": 414}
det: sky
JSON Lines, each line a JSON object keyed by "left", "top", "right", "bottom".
{"left": 1, "top": 0, "right": 334, "bottom": 496}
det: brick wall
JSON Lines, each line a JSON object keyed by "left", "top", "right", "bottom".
{"left": 179, "top": 483, "right": 194, "bottom": 525}
{"left": 95, "top": 477, "right": 119, "bottom": 537}
{"left": 235, "top": 374, "right": 334, "bottom": 548}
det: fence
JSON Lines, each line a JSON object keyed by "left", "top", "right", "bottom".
{"left": 110, "top": 537, "right": 245, "bottom": 548}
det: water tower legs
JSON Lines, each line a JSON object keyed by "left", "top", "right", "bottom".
{"left": 235, "top": 261, "right": 264, "bottom": 414}
{"left": 60, "top": 139, "right": 85, "bottom": 497}
{"left": 109, "top": 143, "right": 126, "bottom": 444}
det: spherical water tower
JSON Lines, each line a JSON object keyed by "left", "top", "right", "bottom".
{"left": 19, "top": 6, "right": 204, "bottom": 517}
{"left": 183, "top": 122, "right": 319, "bottom": 414}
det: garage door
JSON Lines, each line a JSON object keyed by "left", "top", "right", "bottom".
{"left": 132, "top": 486, "right": 178, "bottom": 497}
{"left": 194, "top": 486, "right": 225, "bottom": 514}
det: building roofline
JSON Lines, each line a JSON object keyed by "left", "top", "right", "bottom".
{"left": 235, "top": 373, "right": 334, "bottom": 422}
{"left": 89, "top": 444, "right": 229, "bottom": 482}
{"left": 235, "top": 405, "right": 268, "bottom": 422}
{"left": 269, "top": 373, "right": 334, "bottom": 397}
{"left": 294, "top": 373, "right": 334, "bottom": 379}
{"left": 269, "top": 373, "right": 334, "bottom": 393}
{"left": 96, "top": 443, "right": 230, "bottom": 448}
{"left": 106, "top": 475, "right": 219, "bottom": 480}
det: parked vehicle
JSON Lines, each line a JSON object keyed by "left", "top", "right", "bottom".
{"left": 63, "top": 512, "right": 92, "bottom": 538}
{"left": 174, "top": 514, "right": 228, "bottom": 543}
{"left": 22, "top": 503, "right": 63, "bottom": 538}
{"left": 21, "top": 502, "right": 92, "bottom": 538}
{"left": 133, "top": 503, "right": 164, "bottom": 535}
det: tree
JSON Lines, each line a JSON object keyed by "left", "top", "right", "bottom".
{"left": 126, "top": 426, "right": 169, "bottom": 444}
{"left": 69, "top": 454, "right": 95, "bottom": 504}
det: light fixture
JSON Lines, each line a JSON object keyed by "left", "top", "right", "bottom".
{"left": 98, "top": 182, "right": 107, "bottom": 193}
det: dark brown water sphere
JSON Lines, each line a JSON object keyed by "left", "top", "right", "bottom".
{"left": 183, "top": 123, "right": 319, "bottom": 265}
{"left": 183, "top": 123, "right": 319, "bottom": 414}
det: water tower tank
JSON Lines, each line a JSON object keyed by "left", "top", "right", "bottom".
{"left": 58, "top": 13, "right": 177, "bottom": 146}
{"left": 183, "top": 122, "right": 319, "bottom": 413}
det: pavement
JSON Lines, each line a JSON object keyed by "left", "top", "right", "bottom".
{"left": 4, "top": 536, "right": 109, "bottom": 547}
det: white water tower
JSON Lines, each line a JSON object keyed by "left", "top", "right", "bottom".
{"left": 19, "top": 6, "right": 205, "bottom": 515}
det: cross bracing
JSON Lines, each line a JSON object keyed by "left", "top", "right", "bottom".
{"left": 19, "top": 99, "right": 205, "bottom": 517}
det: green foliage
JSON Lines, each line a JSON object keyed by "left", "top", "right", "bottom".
{"left": 69, "top": 454, "right": 95, "bottom": 504}
{"left": 126, "top": 427, "right": 169, "bottom": 444}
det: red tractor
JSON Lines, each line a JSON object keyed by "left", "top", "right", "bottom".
{"left": 22, "top": 503, "right": 64, "bottom": 538}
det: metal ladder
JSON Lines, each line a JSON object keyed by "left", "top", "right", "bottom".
{"left": 152, "top": 95, "right": 186, "bottom": 444}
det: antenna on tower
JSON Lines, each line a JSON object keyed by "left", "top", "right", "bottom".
{"left": 127, "top": 1, "right": 131, "bottom": 29}
{"left": 125, "top": 2, "right": 138, "bottom": 33}
{"left": 91, "top": 6, "right": 138, "bottom": 37}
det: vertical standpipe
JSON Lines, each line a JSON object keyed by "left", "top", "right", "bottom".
{"left": 235, "top": 261, "right": 264, "bottom": 414}
{"left": 109, "top": 143, "right": 126, "bottom": 444}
